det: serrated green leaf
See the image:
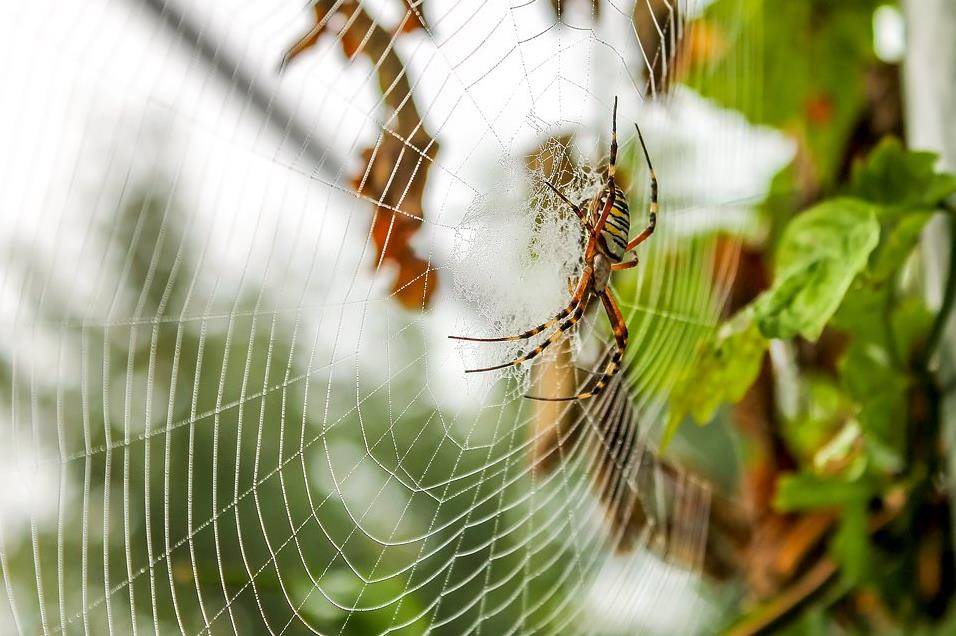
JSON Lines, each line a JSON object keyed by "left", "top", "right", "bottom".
{"left": 831, "top": 280, "right": 886, "bottom": 339}
{"left": 662, "top": 310, "right": 766, "bottom": 449}
{"left": 782, "top": 375, "right": 855, "bottom": 466}
{"left": 891, "top": 298, "right": 934, "bottom": 363}
{"left": 869, "top": 211, "right": 933, "bottom": 283}
{"left": 839, "top": 340, "right": 908, "bottom": 469}
{"left": 774, "top": 472, "right": 873, "bottom": 512}
{"left": 754, "top": 198, "right": 880, "bottom": 340}
{"left": 849, "top": 137, "right": 956, "bottom": 213}
{"left": 831, "top": 281, "right": 932, "bottom": 383}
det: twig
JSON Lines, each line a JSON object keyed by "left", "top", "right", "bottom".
{"left": 724, "top": 558, "right": 838, "bottom": 636}
{"left": 723, "top": 505, "right": 901, "bottom": 636}
{"left": 136, "top": 0, "right": 345, "bottom": 178}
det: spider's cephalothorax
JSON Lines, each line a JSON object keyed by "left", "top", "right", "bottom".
{"left": 451, "top": 97, "right": 658, "bottom": 401}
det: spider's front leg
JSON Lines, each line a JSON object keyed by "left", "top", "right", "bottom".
{"left": 625, "top": 216, "right": 655, "bottom": 253}
{"left": 585, "top": 97, "right": 621, "bottom": 262}
{"left": 544, "top": 180, "right": 587, "bottom": 225}
{"left": 624, "top": 122, "right": 658, "bottom": 254}
{"left": 452, "top": 267, "right": 594, "bottom": 374}
{"left": 450, "top": 267, "right": 592, "bottom": 344}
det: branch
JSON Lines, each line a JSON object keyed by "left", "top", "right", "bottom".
{"left": 723, "top": 502, "right": 903, "bottom": 636}
{"left": 135, "top": 0, "right": 345, "bottom": 178}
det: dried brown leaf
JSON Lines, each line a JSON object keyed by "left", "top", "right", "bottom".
{"left": 281, "top": 1, "right": 439, "bottom": 309}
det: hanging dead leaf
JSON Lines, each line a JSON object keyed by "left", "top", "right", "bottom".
{"left": 281, "top": 1, "right": 439, "bottom": 309}
{"left": 280, "top": 1, "right": 429, "bottom": 70}
{"left": 356, "top": 132, "right": 438, "bottom": 309}
{"left": 398, "top": 0, "right": 429, "bottom": 33}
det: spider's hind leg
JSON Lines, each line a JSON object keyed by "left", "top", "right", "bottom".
{"left": 526, "top": 287, "right": 627, "bottom": 401}
{"left": 449, "top": 302, "right": 573, "bottom": 343}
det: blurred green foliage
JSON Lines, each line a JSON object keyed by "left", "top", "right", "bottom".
{"left": 671, "top": 7, "right": 956, "bottom": 626}
{"left": 694, "top": 0, "right": 884, "bottom": 188}
{"left": 753, "top": 198, "right": 880, "bottom": 341}
{"left": 0, "top": 166, "right": 587, "bottom": 633}
{"left": 6, "top": 0, "right": 956, "bottom": 633}
{"left": 663, "top": 309, "right": 764, "bottom": 448}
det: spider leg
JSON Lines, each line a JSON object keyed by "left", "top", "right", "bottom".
{"left": 586, "top": 288, "right": 629, "bottom": 399}
{"left": 526, "top": 287, "right": 627, "bottom": 401}
{"left": 610, "top": 258, "right": 638, "bottom": 271}
{"left": 625, "top": 219, "right": 656, "bottom": 253}
{"left": 585, "top": 97, "right": 619, "bottom": 261}
{"left": 625, "top": 122, "right": 658, "bottom": 253}
{"left": 464, "top": 292, "right": 590, "bottom": 373}
{"left": 608, "top": 98, "right": 619, "bottom": 179}
{"left": 544, "top": 180, "right": 586, "bottom": 223}
{"left": 450, "top": 267, "right": 592, "bottom": 343}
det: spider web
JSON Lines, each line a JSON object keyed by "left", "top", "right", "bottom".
{"left": 0, "top": 0, "right": 793, "bottom": 633}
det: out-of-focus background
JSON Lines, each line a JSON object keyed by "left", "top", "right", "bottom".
{"left": 2, "top": 0, "right": 955, "bottom": 634}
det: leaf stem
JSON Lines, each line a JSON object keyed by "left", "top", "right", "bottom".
{"left": 919, "top": 205, "right": 956, "bottom": 369}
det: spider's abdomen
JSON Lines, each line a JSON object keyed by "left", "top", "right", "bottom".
{"left": 590, "top": 186, "right": 630, "bottom": 262}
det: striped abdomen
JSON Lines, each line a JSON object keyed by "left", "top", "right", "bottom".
{"left": 590, "top": 186, "right": 630, "bottom": 262}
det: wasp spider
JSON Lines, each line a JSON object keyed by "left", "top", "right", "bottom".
{"left": 451, "top": 97, "right": 658, "bottom": 401}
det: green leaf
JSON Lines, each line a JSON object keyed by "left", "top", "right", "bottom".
{"left": 693, "top": 0, "right": 880, "bottom": 187}
{"left": 869, "top": 211, "right": 933, "bottom": 283}
{"left": 754, "top": 198, "right": 881, "bottom": 340}
{"left": 774, "top": 472, "right": 873, "bottom": 512}
{"left": 773, "top": 607, "right": 831, "bottom": 636}
{"left": 781, "top": 375, "right": 855, "bottom": 466}
{"left": 831, "top": 501, "right": 870, "bottom": 586}
{"left": 839, "top": 339, "right": 908, "bottom": 470}
{"left": 849, "top": 137, "right": 956, "bottom": 213}
{"left": 891, "top": 298, "right": 934, "bottom": 363}
{"left": 662, "top": 310, "right": 766, "bottom": 449}
{"left": 831, "top": 281, "right": 889, "bottom": 346}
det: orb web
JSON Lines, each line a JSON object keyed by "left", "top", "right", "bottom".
{"left": 0, "top": 0, "right": 792, "bottom": 633}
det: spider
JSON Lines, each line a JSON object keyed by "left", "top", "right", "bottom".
{"left": 450, "top": 97, "right": 658, "bottom": 402}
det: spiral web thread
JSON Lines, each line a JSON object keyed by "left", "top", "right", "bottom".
{"left": 0, "top": 0, "right": 790, "bottom": 633}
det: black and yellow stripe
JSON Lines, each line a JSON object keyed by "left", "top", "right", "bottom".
{"left": 590, "top": 186, "right": 630, "bottom": 261}
{"left": 453, "top": 104, "right": 659, "bottom": 404}
{"left": 525, "top": 339, "right": 625, "bottom": 402}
